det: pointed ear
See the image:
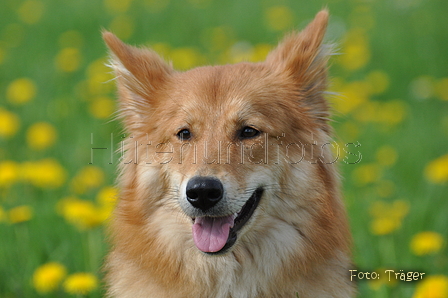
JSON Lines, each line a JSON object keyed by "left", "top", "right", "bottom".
{"left": 265, "top": 10, "right": 331, "bottom": 126}
{"left": 266, "top": 9, "right": 329, "bottom": 82}
{"left": 102, "top": 31, "right": 173, "bottom": 128}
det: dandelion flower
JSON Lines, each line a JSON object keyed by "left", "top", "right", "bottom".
{"left": 58, "top": 197, "right": 103, "bottom": 229}
{"left": 9, "top": 205, "right": 33, "bottom": 224}
{"left": 104, "top": 0, "right": 133, "bottom": 14}
{"left": 378, "top": 100, "right": 407, "bottom": 125}
{"left": 352, "top": 163, "right": 382, "bottom": 186}
{"left": 370, "top": 217, "right": 400, "bottom": 236}
{"left": 63, "top": 273, "right": 98, "bottom": 295}
{"left": 6, "top": 78, "right": 37, "bottom": 105}
{"left": 26, "top": 122, "right": 57, "bottom": 150}
{"left": 97, "top": 186, "right": 118, "bottom": 206}
{"left": 366, "top": 70, "right": 390, "bottom": 94}
{"left": 375, "top": 145, "right": 398, "bottom": 167}
{"left": 18, "top": 0, "right": 45, "bottom": 24}
{"left": 435, "top": 78, "right": 448, "bottom": 101}
{"left": 264, "top": 6, "right": 294, "bottom": 31}
{"left": 89, "top": 97, "right": 115, "bottom": 119}
{"left": 171, "top": 47, "right": 202, "bottom": 70}
{"left": 0, "top": 108, "right": 20, "bottom": 138}
{"left": 335, "top": 81, "right": 370, "bottom": 114}
{"left": 410, "top": 231, "right": 444, "bottom": 256}
{"left": 0, "top": 160, "right": 20, "bottom": 187}
{"left": 250, "top": 44, "right": 272, "bottom": 62}
{"left": 412, "top": 275, "right": 448, "bottom": 298}
{"left": 369, "top": 200, "right": 409, "bottom": 235}
{"left": 368, "top": 267, "right": 397, "bottom": 290}
{"left": 33, "top": 262, "right": 67, "bottom": 293}
{"left": 109, "top": 15, "right": 135, "bottom": 40}
{"left": 55, "top": 47, "right": 82, "bottom": 73}
{"left": 338, "top": 28, "right": 371, "bottom": 71}
{"left": 71, "top": 166, "right": 105, "bottom": 194}
{"left": 97, "top": 186, "right": 119, "bottom": 222}
{"left": 425, "top": 154, "right": 448, "bottom": 184}
{"left": 21, "top": 159, "right": 67, "bottom": 189}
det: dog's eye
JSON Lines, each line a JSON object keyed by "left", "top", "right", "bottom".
{"left": 177, "top": 129, "right": 192, "bottom": 141}
{"left": 239, "top": 126, "right": 260, "bottom": 139}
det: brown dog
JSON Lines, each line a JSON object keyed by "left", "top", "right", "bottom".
{"left": 103, "top": 10, "right": 355, "bottom": 298}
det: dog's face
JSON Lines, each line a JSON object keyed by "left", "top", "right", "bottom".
{"left": 104, "top": 10, "right": 333, "bottom": 255}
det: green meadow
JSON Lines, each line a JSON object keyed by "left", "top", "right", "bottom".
{"left": 1, "top": 0, "right": 447, "bottom": 297}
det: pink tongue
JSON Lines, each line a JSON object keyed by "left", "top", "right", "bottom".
{"left": 192, "top": 216, "right": 234, "bottom": 253}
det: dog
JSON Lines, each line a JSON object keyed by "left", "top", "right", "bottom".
{"left": 103, "top": 9, "right": 355, "bottom": 298}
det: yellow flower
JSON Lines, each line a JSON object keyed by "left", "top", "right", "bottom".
{"left": 334, "top": 81, "right": 370, "bottom": 114}
{"left": 85, "top": 58, "right": 115, "bottom": 96}
{"left": 264, "top": 6, "right": 294, "bottom": 31}
{"left": 0, "top": 160, "right": 20, "bottom": 187}
{"left": 58, "top": 197, "right": 103, "bottom": 229}
{"left": 354, "top": 99, "right": 407, "bottom": 125}
{"left": 410, "top": 231, "right": 444, "bottom": 256}
{"left": 366, "top": 70, "right": 390, "bottom": 94}
{"left": 71, "top": 166, "right": 105, "bottom": 194}
{"left": 89, "top": 97, "right": 115, "bottom": 119}
{"left": 352, "top": 163, "right": 382, "bottom": 186}
{"left": 370, "top": 217, "right": 400, "bottom": 235}
{"left": 435, "top": 78, "right": 448, "bottom": 101}
{"left": 18, "top": 0, "right": 45, "bottom": 24}
{"left": 376, "top": 145, "right": 398, "bottom": 167}
{"left": 63, "top": 273, "right": 98, "bottom": 295}
{"left": 104, "top": 0, "right": 133, "bottom": 14}
{"left": 425, "top": 154, "right": 448, "bottom": 184}
{"left": 369, "top": 200, "right": 409, "bottom": 235}
{"left": 368, "top": 267, "right": 397, "bottom": 290}
{"left": 413, "top": 275, "right": 448, "bottom": 298}
{"left": 97, "top": 186, "right": 119, "bottom": 222}
{"left": 21, "top": 159, "right": 67, "bottom": 189}
{"left": 201, "top": 26, "right": 234, "bottom": 52}
{"left": 250, "top": 44, "right": 272, "bottom": 62}
{"left": 338, "top": 28, "right": 371, "bottom": 71}
{"left": 33, "top": 262, "right": 67, "bottom": 293}
{"left": 26, "top": 122, "right": 57, "bottom": 150}
{"left": 9, "top": 205, "right": 33, "bottom": 224}
{"left": 171, "top": 47, "right": 203, "bottom": 70}
{"left": 109, "top": 15, "right": 135, "bottom": 40}
{"left": 339, "top": 121, "right": 360, "bottom": 140}
{"left": 6, "top": 78, "right": 37, "bottom": 105}
{"left": 378, "top": 100, "right": 407, "bottom": 125}
{"left": 0, "top": 108, "right": 20, "bottom": 138}
{"left": 55, "top": 47, "right": 82, "bottom": 73}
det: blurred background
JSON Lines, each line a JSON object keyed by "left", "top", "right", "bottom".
{"left": 1, "top": 0, "right": 447, "bottom": 297}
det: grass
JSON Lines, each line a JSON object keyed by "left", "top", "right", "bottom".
{"left": 1, "top": 0, "right": 447, "bottom": 297}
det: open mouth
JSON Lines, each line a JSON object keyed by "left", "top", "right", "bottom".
{"left": 191, "top": 188, "right": 264, "bottom": 255}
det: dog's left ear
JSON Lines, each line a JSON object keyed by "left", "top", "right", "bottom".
{"left": 266, "top": 10, "right": 331, "bottom": 125}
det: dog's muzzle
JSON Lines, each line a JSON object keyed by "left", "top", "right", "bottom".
{"left": 186, "top": 176, "right": 263, "bottom": 255}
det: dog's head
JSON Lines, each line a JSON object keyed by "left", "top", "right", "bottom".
{"left": 104, "top": 10, "right": 336, "bottom": 255}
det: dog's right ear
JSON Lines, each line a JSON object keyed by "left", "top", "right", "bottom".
{"left": 103, "top": 31, "right": 173, "bottom": 127}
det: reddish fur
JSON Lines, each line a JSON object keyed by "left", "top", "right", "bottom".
{"left": 103, "top": 10, "right": 355, "bottom": 298}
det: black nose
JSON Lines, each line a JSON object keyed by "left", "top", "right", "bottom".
{"left": 186, "top": 176, "right": 224, "bottom": 211}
